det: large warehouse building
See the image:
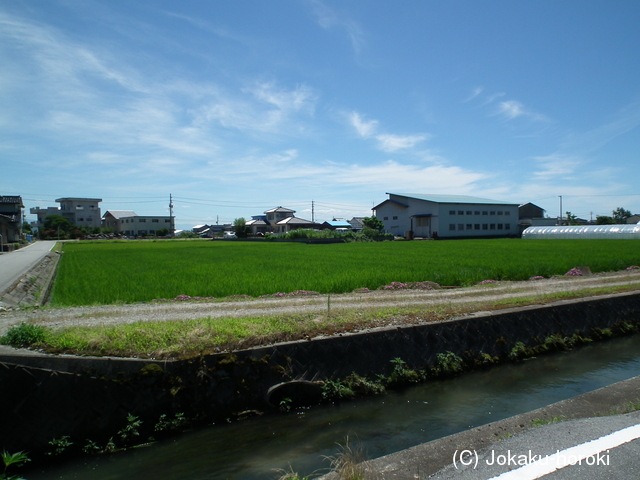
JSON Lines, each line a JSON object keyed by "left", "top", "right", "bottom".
{"left": 373, "top": 193, "right": 520, "bottom": 239}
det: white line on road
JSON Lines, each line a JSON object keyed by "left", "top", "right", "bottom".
{"left": 488, "top": 423, "right": 640, "bottom": 479}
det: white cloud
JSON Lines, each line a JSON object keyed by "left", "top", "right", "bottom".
{"left": 375, "top": 133, "right": 429, "bottom": 152}
{"left": 532, "top": 154, "right": 583, "bottom": 179}
{"left": 494, "top": 99, "right": 548, "bottom": 122}
{"left": 463, "top": 86, "right": 483, "bottom": 103}
{"left": 497, "top": 100, "right": 526, "bottom": 119}
{"left": 335, "top": 160, "right": 487, "bottom": 192}
{"left": 348, "top": 110, "right": 428, "bottom": 152}
{"left": 310, "top": 0, "right": 365, "bottom": 54}
{"left": 349, "top": 111, "right": 378, "bottom": 137}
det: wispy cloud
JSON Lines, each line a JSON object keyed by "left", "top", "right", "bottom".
{"left": 310, "top": 0, "right": 365, "bottom": 54}
{"left": 495, "top": 100, "right": 548, "bottom": 122}
{"left": 194, "top": 81, "right": 318, "bottom": 136}
{"left": 350, "top": 111, "right": 378, "bottom": 137}
{"left": 463, "top": 86, "right": 484, "bottom": 103}
{"left": 531, "top": 153, "right": 583, "bottom": 179}
{"left": 348, "top": 111, "right": 428, "bottom": 152}
{"left": 560, "top": 99, "right": 640, "bottom": 153}
{"left": 375, "top": 133, "right": 429, "bottom": 152}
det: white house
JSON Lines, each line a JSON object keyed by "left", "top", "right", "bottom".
{"left": 373, "top": 193, "right": 519, "bottom": 239}
{"left": 103, "top": 210, "right": 174, "bottom": 237}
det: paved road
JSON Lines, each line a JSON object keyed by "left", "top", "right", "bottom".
{"left": 0, "top": 241, "right": 56, "bottom": 296}
{"left": 365, "top": 375, "right": 640, "bottom": 480}
{"left": 429, "top": 414, "right": 640, "bottom": 479}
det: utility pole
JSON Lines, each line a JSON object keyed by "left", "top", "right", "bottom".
{"left": 169, "top": 194, "right": 174, "bottom": 236}
{"left": 311, "top": 200, "right": 315, "bottom": 223}
{"left": 558, "top": 195, "right": 563, "bottom": 225}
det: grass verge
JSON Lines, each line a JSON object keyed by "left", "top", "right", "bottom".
{"left": 4, "top": 282, "right": 640, "bottom": 358}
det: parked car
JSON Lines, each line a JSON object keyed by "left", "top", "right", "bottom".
{"left": 223, "top": 231, "right": 237, "bottom": 239}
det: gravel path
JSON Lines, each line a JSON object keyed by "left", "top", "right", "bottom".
{"left": 2, "top": 270, "right": 640, "bottom": 337}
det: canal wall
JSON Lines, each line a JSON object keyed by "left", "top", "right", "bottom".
{"left": 2, "top": 290, "right": 640, "bottom": 460}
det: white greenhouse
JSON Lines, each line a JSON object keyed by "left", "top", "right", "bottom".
{"left": 522, "top": 224, "right": 640, "bottom": 239}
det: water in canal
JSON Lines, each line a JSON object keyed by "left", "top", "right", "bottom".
{"left": 29, "top": 334, "right": 640, "bottom": 480}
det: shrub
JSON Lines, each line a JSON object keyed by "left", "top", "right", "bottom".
{"left": 0, "top": 323, "right": 48, "bottom": 347}
{"left": 436, "top": 351, "right": 464, "bottom": 375}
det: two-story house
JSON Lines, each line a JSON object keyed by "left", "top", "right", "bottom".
{"left": 0, "top": 195, "right": 24, "bottom": 245}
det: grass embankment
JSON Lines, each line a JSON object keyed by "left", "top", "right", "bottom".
{"left": 52, "top": 239, "right": 640, "bottom": 306}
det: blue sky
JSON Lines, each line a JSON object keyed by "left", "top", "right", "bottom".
{"left": 2, "top": 0, "right": 640, "bottom": 230}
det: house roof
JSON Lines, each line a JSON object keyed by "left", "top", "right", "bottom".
{"left": 373, "top": 199, "right": 409, "bottom": 210}
{"left": 276, "top": 216, "right": 313, "bottom": 225}
{"left": 0, "top": 196, "right": 24, "bottom": 205}
{"left": 264, "top": 206, "right": 295, "bottom": 214}
{"left": 246, "top": 219, "right": 268, "bottom": 225}
{"left": 324, "top": 220, "right": 352, "bottom": 228}
{"left": 348, "top": 218, "right": 364, "bottom": 229}
{"left": 387, "top": 193, "right": 517, "bottom": 206}
{"left": 103, "top": 210, "right": 138, "bottom": 219}
{"left": 56, "top": 197, "right": 102, "bottom": 203}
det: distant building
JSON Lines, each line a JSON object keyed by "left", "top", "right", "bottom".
{"left": 374, "top": 193, "right": 519, "bottom": 239}
{"left": 322, "top": 220, "right": 353, "bottom": 231}
{"left": 518, "top": 202, "right": 556, "bottom": 231}
{"left": 348, "top": 217, "right": 365, "bottom": 232}
{"left": 0, "top": 195, "right": 24, "bottom": 244}
{"left": 245, "top": 206, "right": 322, "bottom": 234}
{"left": 103, "top": 210, "right": 174, "bottom": 237}
{"left": 31, "top": 197, "right": 102, "bottom": 230}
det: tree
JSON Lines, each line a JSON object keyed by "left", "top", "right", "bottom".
{"left": 233, "top": 217, "right": 248, "bottom": 238}
{"left": 596, "top": 215, "right": 615, "bottom": 225}
{"left": 613, "top": 207, "right": 632, "bottom": 224}
{"left": 565, "top": 211, "right": 579, "bottom": 225}
{"left": 43, "top": 215, "right": 73, "bottom": 239}
{"left": 362, "top": 216, "right": 384, "bottom": 232}
{"left": 22, "top": 222, "right": 32, "bottom": 234}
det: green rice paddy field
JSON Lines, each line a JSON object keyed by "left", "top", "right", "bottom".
{"left": 50, "top": 239, "right": 640, "bottom": 307}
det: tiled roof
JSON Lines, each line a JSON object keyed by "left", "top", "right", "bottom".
{"left": 276, "top": 216, "right": 313, "bottom": 225}
{"left": 264, "top": 206, "right": 295, "bottom": 214}
{"left": 103, "top": 210, "right": 138, "bottom": 219}
{"left": 0, "top": 196, "right": 23, "bottom": 204}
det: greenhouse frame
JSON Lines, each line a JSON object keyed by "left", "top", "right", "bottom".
{"left": 522, "top": 224, "right": 640, "bottom": 239}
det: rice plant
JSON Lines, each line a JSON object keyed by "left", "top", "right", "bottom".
{"left": 50, "top": 239, "right": 640, "bottom": 306}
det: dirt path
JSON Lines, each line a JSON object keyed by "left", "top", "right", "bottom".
{"left": 2, "top": 269, "right": 640, "bottom": 337}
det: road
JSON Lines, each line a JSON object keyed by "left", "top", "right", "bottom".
{"left": 364, "top": 375, "right": 640, "bottom": 480}
{"left": 429, "top": 414, "right": 640, "bottom": 479}
{"left": 0, "top": 241, "right": 56, "bottom": 297}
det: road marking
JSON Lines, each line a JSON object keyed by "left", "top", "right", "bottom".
{"left": 488, "top": 423, "right": 640, "bottom": 479}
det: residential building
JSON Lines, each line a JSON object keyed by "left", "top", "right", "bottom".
{"left": 518, "top": 202, "right": 556, "bottom": 231}
{"left": 373, "top": 193, "right": 519, "bottom": 239}
{"left": 322, "top": 220, "right": 353, "bottom": 231}
{"left": 0, "top": 195, "right": 24, "bottom": 244}
{"left": 245, "top": 206, "right": 322, "bottom": 234}
{"left": 31, "top": 197, "right": 102, "bottom": 230}
{"left": 103, "top": 210, "right": 174, "bottom": 237}
{"left": 348, "top": 217, "right": 365, "bottom": 232}
{"left": 627, "top": 215, "right": 640, "bottom": 224}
